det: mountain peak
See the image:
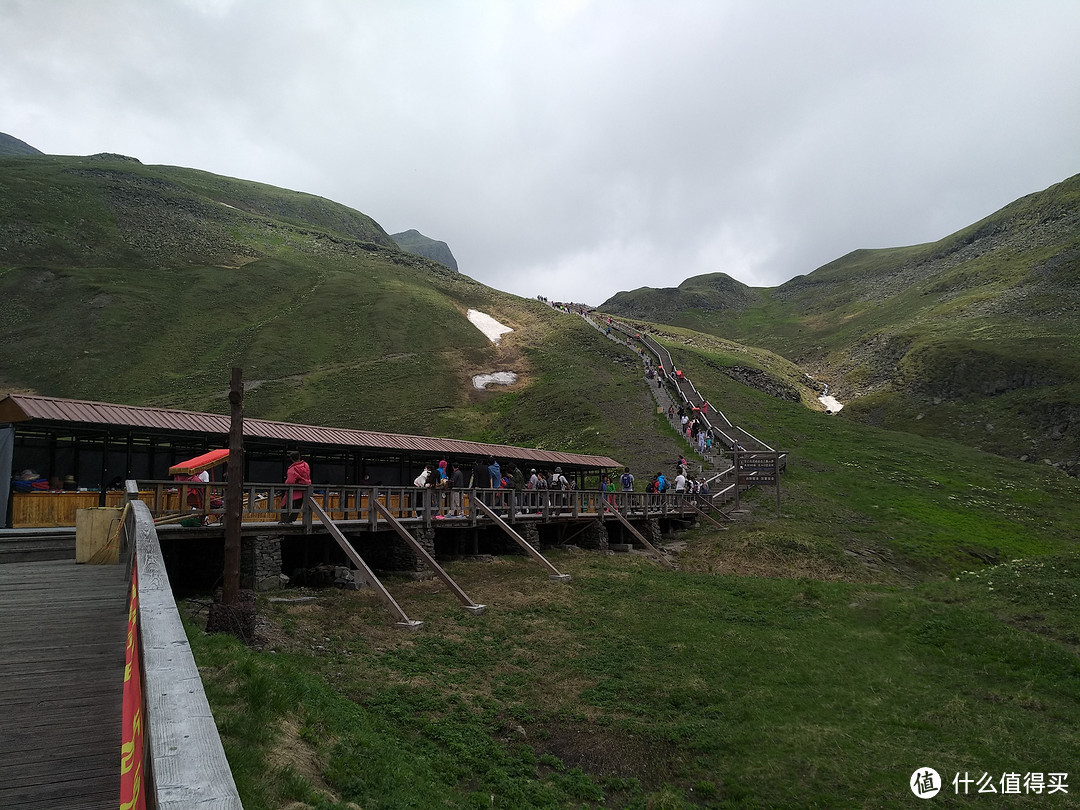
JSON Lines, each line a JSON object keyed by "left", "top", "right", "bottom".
{"left": 0, "top": 132, "right": 44, "bottom": 157}
{"left": 392, "top": 230, "right": 459, "bottom": 272}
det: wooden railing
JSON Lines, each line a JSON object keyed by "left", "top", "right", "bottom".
{"left": 134, "top": 480, "right": 733, "bottom": 527}
{"left": 120, "top": 484, "right": 243, "bottom": 808}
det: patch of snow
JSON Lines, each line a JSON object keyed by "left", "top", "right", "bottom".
{"left": 467, "top": 309, "right": 513, "bottom": 343}
{"left": 473, "top": 372, "right": 518, "bottom": 390}
{"left": 819, "top": 395, "right": 844, "bottom": 412}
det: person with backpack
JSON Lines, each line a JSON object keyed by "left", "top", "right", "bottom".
{"left": 620, "top": 467, "right": 634, "bottom": 492}
{"left": 549, "top": 466, "right": 567, "bottom": 514}
{"left": 656, "top": 472, "right": 667, "bottom": 493}
{"left": 535, "top": 470, "right": 549, "bottom": 513}
{"left": 646, "top": 474, "right": 660, "bottom": 508}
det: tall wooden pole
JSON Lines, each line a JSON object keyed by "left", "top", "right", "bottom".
{"left": 222, "top": 367, "right": 244, "bottom": 605}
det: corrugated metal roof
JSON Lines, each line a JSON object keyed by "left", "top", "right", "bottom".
{"left": 1, "top": 394, "right": 621, "bottom": 468}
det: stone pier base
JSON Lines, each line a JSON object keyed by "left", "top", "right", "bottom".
{"left": 644, "top": 518, "right": 663, "bottom": 547}
{"left": 241, "top": 534, "right": 283, "bottom": 591}
{"left": 580, "top": 520, "right": 609, "bottom": 552}
{"left": 519, "top": 523, "right": 541, "bottom": 551}
{"left": 387, "top": 527, "right": 435, "bottom": 575}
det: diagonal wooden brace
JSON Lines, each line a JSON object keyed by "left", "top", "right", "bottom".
{"left": 371, "top": 499, "right": 487, "bottom": 613}
{"left": 602, "top": 501, "right": 676, "bottom": 569}
{"left": 305, "top": 498, "right": 423, "bottom": 629}
{"left": 471, "top": 499, "right": 571, "bottom": 582}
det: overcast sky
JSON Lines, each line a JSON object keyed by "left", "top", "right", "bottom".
{"left": 3, "top": 0, "right": 1078, "bottom": 304}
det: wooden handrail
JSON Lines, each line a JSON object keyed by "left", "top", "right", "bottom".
{"left": 123, "top": 486, "right": 243, "bottom": 809}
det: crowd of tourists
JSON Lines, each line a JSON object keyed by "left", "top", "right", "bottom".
{"left": 407, "top": 457, "right": 581, "bottom": 518}
{"left": 667, "top": 402, "right": 715, "bottom": 454}
{"left": 400, "top": 453, "right": 716, "bottom": 519}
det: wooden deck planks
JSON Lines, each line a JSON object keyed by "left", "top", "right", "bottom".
{"left": 0, "top": 559, "right": 128, "bottom": 810}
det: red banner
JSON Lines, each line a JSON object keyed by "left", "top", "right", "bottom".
{"left": 120, "top": 564, "right": 147, "bottom": 810}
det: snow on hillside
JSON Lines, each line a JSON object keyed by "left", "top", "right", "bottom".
{"left": 472, "top": 372, "right": 518, "bottom": 390}
{"left": 467, "top": 309, "right": 512, "bottom": 343}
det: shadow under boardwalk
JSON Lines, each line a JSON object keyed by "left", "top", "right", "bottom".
{"left": 0, "top": 559, "right": 129, "bottom": 810}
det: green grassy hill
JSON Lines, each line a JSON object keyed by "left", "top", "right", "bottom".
{"left": 600, "top": 174, "right": 1080, "bottom": 473}
{"left": 0, "top": 153, "right": 681, "bottom": 477}
{"left": 601, "top": 272, "right": 763, "bottom": 325}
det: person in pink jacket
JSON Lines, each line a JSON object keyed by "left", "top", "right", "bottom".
{"left": 279, "top": 450, "right": 311, "bottom": 523}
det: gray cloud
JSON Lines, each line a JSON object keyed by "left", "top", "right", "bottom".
{"left": 3, "top": 0, "right": 1078, "bottom": 304}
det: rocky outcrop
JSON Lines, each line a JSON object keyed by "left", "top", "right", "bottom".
{"left": 391, "top": 229, "right": 459, "bottom": 271}
{"left": 701, "top": 358, "right": 801, "bottom": 402}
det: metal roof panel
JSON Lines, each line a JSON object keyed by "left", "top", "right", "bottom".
{"left": 2, "top": 394, "right": 621, "bottom": 468}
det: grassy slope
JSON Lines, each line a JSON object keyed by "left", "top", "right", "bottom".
{"left": 599, "top": 175, "right": 1080, "bottom": 468}
{"left": 194, "top": 322, "right": 1080, "bottom": 810}
{"left": 184, "top": 371, "right": 1080, "bottom": 806}
{"left": 188, "top": 554, "right": 1080, "bottom": 808}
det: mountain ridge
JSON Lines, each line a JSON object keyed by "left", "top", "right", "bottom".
{"left": 598, "top": 173, "right": 1080, "bottom": 472}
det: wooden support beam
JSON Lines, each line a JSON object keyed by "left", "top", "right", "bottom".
{"left": 369, "top": 499, "right": 487, "bottom": 613}
{"left": 601, "top": 501, "right": 675, "bottom": 569}
{"left": 472, "top": 499, "right": 571, "bottom": 582}
{"left": 305, "top": 498, "right": 423, "bottom": 629}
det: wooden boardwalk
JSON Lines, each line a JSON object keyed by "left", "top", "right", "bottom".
{"left": 0, "top": 559, "right": 128, "bottom": 810}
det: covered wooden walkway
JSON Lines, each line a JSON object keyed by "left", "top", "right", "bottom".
{"left": 0, "top": 559, "right": 128, "bottom": 809}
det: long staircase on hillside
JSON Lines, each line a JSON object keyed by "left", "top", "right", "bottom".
{"left": 567, "top": 306, "right": 785, "bottom": 515}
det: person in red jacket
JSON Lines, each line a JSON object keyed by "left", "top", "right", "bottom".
{"left": 279, "top": 450, "right": 311, "bottom": 523}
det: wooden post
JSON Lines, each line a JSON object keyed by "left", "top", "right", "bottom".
{"left": 775, "top": 452, "right": 782, "bottom": 517}
{"left": 222, "top": 368, "right": 243, "bottom": 606}
{"left": 733, "top": 448, "right": 741, "bottom": 512}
